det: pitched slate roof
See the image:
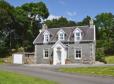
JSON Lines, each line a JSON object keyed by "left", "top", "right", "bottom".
{"left": 33, "top": 26, "right": 95, "bottom": 44}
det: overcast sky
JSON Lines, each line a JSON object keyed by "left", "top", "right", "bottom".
{"left": 6, "top": 0, "right": 114, "bottom": 22}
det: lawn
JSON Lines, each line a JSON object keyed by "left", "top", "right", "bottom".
{"left": 0, "top": 70, "right": 57, "bottom": 84}
{"left": 0, "top": 59, "right": 3, "bottom": 64}
{"left": 59, "top": 66, "right": 114, "bottom": 77}
{"left": 105, "top": 56, "right": 114, "bottom": 64}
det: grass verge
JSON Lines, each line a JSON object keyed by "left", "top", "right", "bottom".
{"left": 105, "top": 56, "right": 114, "bottom": 64}
{"left": 0, "top": 58, "right": 3, "bottom": 64}
{"left": 0, "top": 70, "right": 57, "bottom": 84}
{"left": 59, "top": 66, "right": 114, "bottom": 77}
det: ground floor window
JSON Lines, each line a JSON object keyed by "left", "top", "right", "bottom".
{"left": 43, "top": 49, "right": 49, "bottom": 59}
{"left": 75, "top": 48, "right": 81, "bottom": 59}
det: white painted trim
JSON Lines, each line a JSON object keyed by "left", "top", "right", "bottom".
{"left": 51, "top": 40, "right": 67, "bottom": 48}
{"left": 57, "top": 29, "right": 65, "bottom": 41}
{"left": 43, "top": 49, "right": 49, "bottom": 59}
{"left": 57, "top": 29, "right": 65, "bottom": 34}
{"left": 52, "top": 41, "right": 67, "bottom": 65}
{"left": 43, "top": 30, "right": 50, "bottom": 35}
{"left": 73, "top": 27, "right": 82, "bottom": 42}
{"left": 74, "top": 48, "right": 82, "bottom": 59}
{"left": 43, "top": 30, "right": 50, "bottom": 43}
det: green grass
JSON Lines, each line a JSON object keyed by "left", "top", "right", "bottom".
{"left": 105, "top": 56, "right": 114, "bottom": 64}
{"left": 0, "top": 70, "right": 57, "bottom": 84}
{"left": 59, "top": 66, "right": 114, "bottom": 77}
{"left": 0, "top": 58, "right": 3, "bottom": 64}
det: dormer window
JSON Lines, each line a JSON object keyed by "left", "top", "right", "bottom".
{"left": 59, "top": 33, "right": 64, "bottom": 40}
{"left": 76, "top": 32, "right": 81, "bottom": 40}
{"left": 73, "top": 28, "right": 82, "bottom": 42}
{"left": 43, "top": 30, "right": 50, "bottom": 43}
{"left": 44, "top": 34, "right": 49, "bottom": 41}
{"left": 57, "top": 29, "right": 65, "bottom": 41}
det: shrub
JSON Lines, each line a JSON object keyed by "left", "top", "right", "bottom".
{"left": 96, "top": 48, "right": 106, "bottom": 63}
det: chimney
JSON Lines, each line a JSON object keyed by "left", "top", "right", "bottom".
{"left": 89, "top": 18, "right": 95, "bottom": 28}
{"left": 39, "top": 23, "right": 48, "bottom": 33}
{"left": 89, "top": 18, "right": 96, "bottom": 41}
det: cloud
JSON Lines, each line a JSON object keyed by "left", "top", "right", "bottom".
{"left": 59, "top": 0, "right": 66, "bottom": 5}
{"left": 67, "top": 11, "right": 77, "bottom": 16}
{"left": 46, "top": 14, "right": 61, "bottom": 20}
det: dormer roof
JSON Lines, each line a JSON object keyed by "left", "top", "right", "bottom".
{"left": 73, "top": 27, "right": 82, "bottom": 33}
{"left": 57, "top": 29, "right": 65, "bottom": 34}
{"left": 43, "top": 29, "right": 50, "bottom": 35}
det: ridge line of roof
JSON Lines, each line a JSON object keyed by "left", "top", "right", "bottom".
{"left": 47, "top": 25, "right": 89, "bottom": 30}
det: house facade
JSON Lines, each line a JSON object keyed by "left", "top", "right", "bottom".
{"left": 33, "top": 19, "right": 96, "bottom": 65}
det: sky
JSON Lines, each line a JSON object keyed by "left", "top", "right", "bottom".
{"left": 6, "top": 0, "right": 114, "bottom": 22}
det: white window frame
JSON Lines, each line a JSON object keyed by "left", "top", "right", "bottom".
{"left": 73, "top": 28, "right": 82, "bottom": 42}
{"left": 74, "top": 48, "right": 82, "bottom": 59}
{"left": 58, "top": 33, "right": 65, "bottom": 41}
{"left": 76, "top": 32, "right": 81, "bottom": 40}
{"left": 57, "top": 29, "right": 65, "bottom": 41}
{"left": 43, "top": 49, "right": 49, "bottom": 59}
{"left": 44, "top": 34, "right": 49, "bottom": 43}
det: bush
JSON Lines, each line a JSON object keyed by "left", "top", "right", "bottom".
{"left": 96, "top": 48, "right": 106, "bottom": 63}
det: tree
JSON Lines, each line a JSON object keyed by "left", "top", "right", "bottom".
{"left": 45, "top": 17, "right": 76, "bottom": 28}
{"left": 77, "top": 16, "right": 91, "bottom": 26}
{"left": 0, "top": 0, "right": 16, "bottom": 56}
{"left": 14, "top": 2, "right": 49, "bottom": 51}
{"left": 95, "top": 13, "right": 114, "bottom": 55}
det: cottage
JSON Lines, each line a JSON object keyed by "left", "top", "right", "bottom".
{"left": 33, "top": 19, "right": 96, "bottom": 65}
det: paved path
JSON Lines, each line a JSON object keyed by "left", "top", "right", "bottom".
{"left": 0, "top": 64, "right": 114, "bottom": 84}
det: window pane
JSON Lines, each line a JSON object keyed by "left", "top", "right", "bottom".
{"left": 44, "top": 49, "right": 48, "bottom": 57}
{"left": 75, "top": 49, "right": 81, "bottom": 58}
{"left": 76, "top": 33, "right": 80, "bottom": 36}
{"left": 76, "top": 37, "right": 80, "bottom": 40}
{"left": 59, "top": 33, "right": 64, "bottom": 40}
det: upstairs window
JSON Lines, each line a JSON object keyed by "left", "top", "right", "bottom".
{"left": 76, "top": 32, "right": 81, "bottom": 40}
{"left": 58, "top": 29, "right": 65, "bottom": 41}
{"left": 59, "top": 33, "right": 64, "bottom": 41}
{"left": 43, "top": 30, "right": 50, "bottom": 43}
{"left": 44, "top": 34, "right": 50, "bottom": 43}
{"left": 73, "top": 28, "right": 82, "bottom": 42}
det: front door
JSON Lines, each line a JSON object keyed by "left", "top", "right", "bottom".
{"left": 57, "top": 48, "right": 61, "bottom": 64}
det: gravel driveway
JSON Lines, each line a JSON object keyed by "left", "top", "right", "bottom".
{"left": 0, "top": 64, "right": 114, "bottom": 84}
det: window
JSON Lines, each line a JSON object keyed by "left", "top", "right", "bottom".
{"left": 45, "top": 35, "right": 49, "bottom": 42}
{"left": 73, "top": 28, "right": 82, "bottom": 42}
{"left": 57, "top": 29, "right": 65, "bottom": 41}
{"left": 43, "top": 34, "right": 50, "bottom": 43}
{"left": 43, "top": 30, "right": 50, "bottom": 43}
{"left": 76, "top": 32, "right": 81, "bottom": 40}
{"left": 75, "top": 49, "right": 81, "bottom": 59}
{"left": 59, "top": 33, "right": 64, "bottom": 40}
{"left": 43, "top": 49, "right": 49, "bottom": 58}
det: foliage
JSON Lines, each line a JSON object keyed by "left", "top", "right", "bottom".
{"left": 45, "top": 17, "right": 76, "bottom": 28}
{"left": 96, "top": 48, "right": 106, "bottom": 63}
{"left": 59, "top": 66, "right": 114, "bottom": 77}
{"left": 14, "top": 1, "right": 49, "bottom": 51}
{"left": 95, "top": 13, "right": 114, "bottom": 55}
{"left": 0, "top": 0, "right": 49, "bottom": 55}
{"left": 0, "top": 0, "right": 15, "bottom": 57}
{"left": 77, "top": 16, "right": 91, "bottom": 26}
{"left": 105, "top": 56, "right": 114, "bottom": 64}
{"left": 0, "top": 70, "right": 57, "bottom": 84}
